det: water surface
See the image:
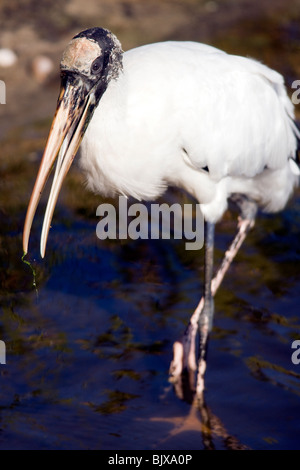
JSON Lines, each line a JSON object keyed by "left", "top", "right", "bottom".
{"left": 1, "top": 169, "right": 300, "bottom": 449}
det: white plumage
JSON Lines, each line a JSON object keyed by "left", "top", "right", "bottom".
{"left": 80, "top": 41, "right": 299, "bottom": 222}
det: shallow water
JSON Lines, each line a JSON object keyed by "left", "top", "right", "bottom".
{"left": 0, "top": 175, "right": 300, "bottom": 449}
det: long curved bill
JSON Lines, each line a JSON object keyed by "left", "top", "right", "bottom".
{"left": 23, "top": 80, "right": 93, "bottom": 258}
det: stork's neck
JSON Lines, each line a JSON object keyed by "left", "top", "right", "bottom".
{"left": 79, "top": 71, "right": 129, "bottom": 195}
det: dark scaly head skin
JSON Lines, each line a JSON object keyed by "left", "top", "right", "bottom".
{"left": 60, "top": 28, "right": 123, "bottom": 103}
{"left": 59, "top": 28, "right": 123, "bottom": 116}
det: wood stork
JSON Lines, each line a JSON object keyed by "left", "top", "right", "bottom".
{"left": 23, "top": 27, "right": 300, "bottom": 397}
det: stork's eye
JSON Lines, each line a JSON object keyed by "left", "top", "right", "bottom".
{"left": 91, "top": 57, "right": 103, "bottom": 75}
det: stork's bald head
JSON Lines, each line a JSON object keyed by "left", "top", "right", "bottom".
{"left": 61, "top": 37, "right": 102, "bottom": 76}
{"left": 60, "top": 27, "right": 123, "bottom": 87}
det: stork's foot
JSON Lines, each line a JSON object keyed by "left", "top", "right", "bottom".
{"left": 169, "top": 323, "right": 199, "bottom": 401}
{"left": 168, "top": 324, "right": 208, "bottom": 400}
{"left": 169, "top": 323, "right": 197, "bottom": 377}
{"left": 169, "top": 298, "right": 207, "bottom": 400}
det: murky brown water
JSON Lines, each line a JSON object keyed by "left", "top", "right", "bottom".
{"left": 1, "top": 0, "right": 300, "bottom": 451}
